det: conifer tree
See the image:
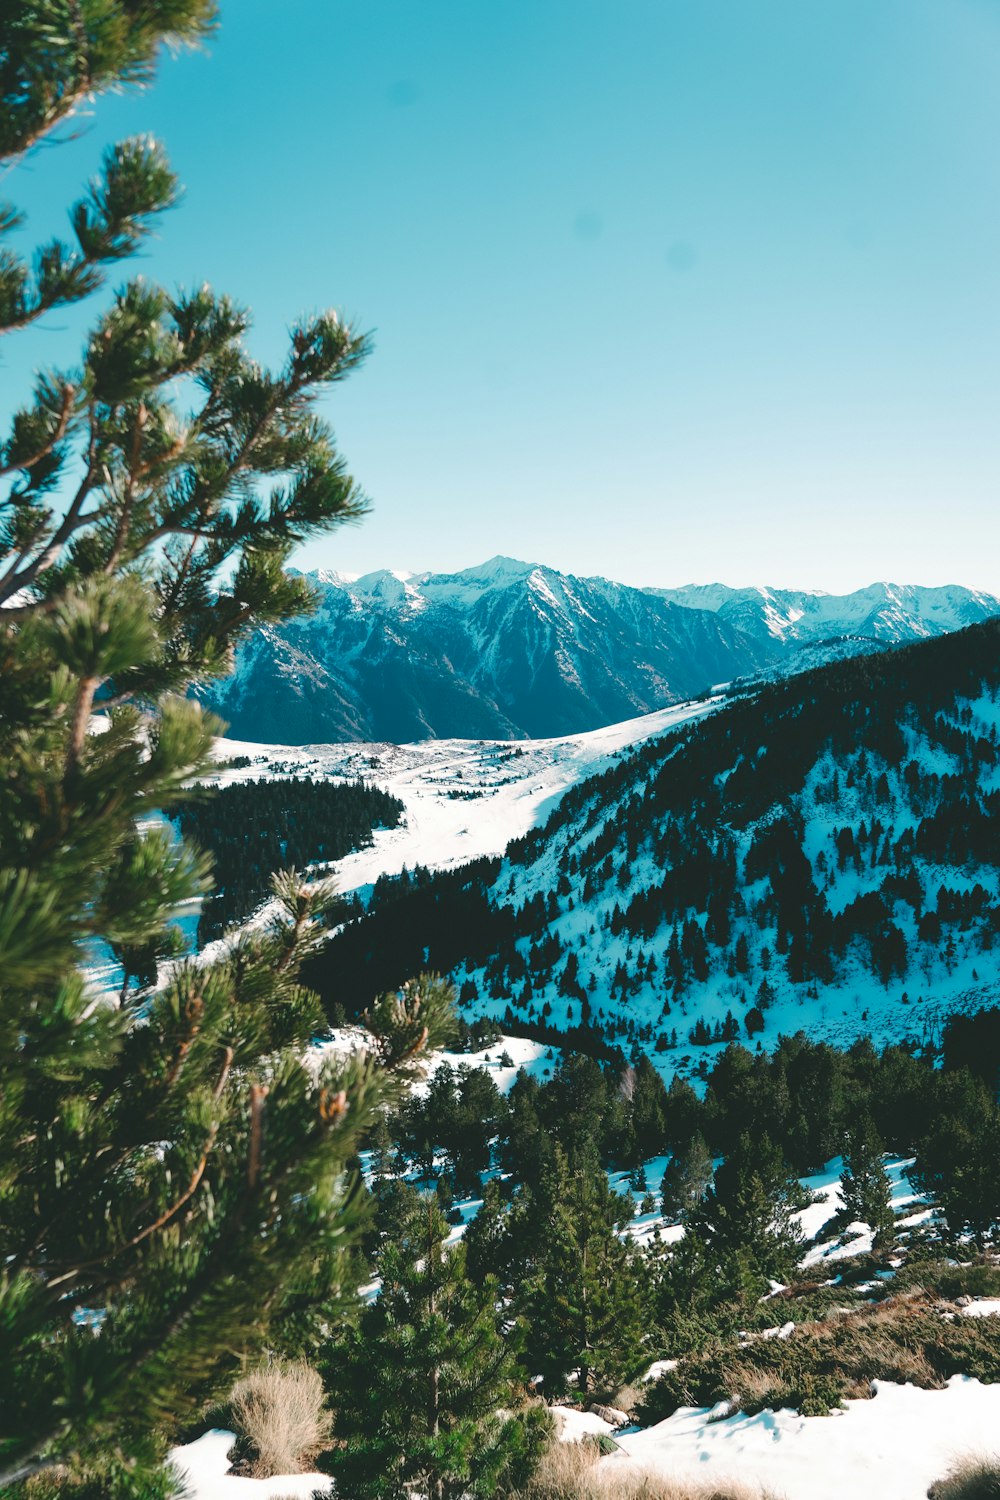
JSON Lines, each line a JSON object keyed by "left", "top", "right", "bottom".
{"left": 661, "top": 1133, "right": 714, "bottom": 1223}
{"left": 463, "top": 1177, "right": 516, "bottom": 1287}
{"left": 913, "top": 1082, "right": 1000, "bottom": 1247}
{"left": 840, "top": 1121, "right": 894, "bottom": 1245}
{"left": 691, "top": 1132, "right": 803, "bottom": 1298}
{"left": 519, "top": 1147, "right": 647, "bottom": 1395}
{"left": 0, "top": 7, "right": 453, "bottom": 1489}
{"left": 325, "top": 1196, "right": 547, "bottom": 1500}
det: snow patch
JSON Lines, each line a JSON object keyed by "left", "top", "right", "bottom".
{"left": 168, "top": 1429, "right": 331, "bottom": 1498}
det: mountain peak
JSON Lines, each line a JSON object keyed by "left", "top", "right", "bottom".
{"left": 456, "top": 555, "right": 538, "bottom": 583}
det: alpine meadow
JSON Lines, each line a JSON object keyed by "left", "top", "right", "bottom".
{"left": 3, "top": 6, "right": 1000, "bottom": 1500}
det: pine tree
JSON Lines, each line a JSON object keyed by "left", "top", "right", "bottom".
{"left": 661, "top": 1132, "right": 713, "bottom": 1223}
{"left": 519, "top": 1147, "right": 648, "bottom": 1396}
{"left": 325, "top": 1196, "right": 547, "bottom": 1500}
{"left": 913, "top": 1081, "right": 1000, "bottom": 1247}
{"left": 0, "top": 8, "right": 453, "bottom": 1488}
{"left": 692, "top": 1132, "right": 803, "bottom": 1298}
{"left": 368, "top": 1111, "right": 394, "bottom": 1180}
{"left": 840, "top": 1121, "right": 894, "bottom": 1244}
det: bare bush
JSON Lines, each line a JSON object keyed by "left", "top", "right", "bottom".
{"left": 611, "top": 1385, "right": 643, "bottom": 1418}
{"left": 227, "top": 1361, "right": 333, "bottom": 1479}
{"left": 525, "top": 1438, "right": 601, "bottom": 1500}
{"left": 521, "top": 1435, "right": 780, "bottom": 1500}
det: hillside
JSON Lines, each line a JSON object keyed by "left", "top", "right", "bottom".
{"left": 204, "top": 560, "right": 1000, "bottom": 744}
{"left": 306, "top": 617, "right": 1000, "bottom": 1071}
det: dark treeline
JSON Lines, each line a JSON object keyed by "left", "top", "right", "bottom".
{"left": 175, "top": 775, "right": 403, "bottom": 941}
{"left": 388, "top": 1021, "right": 1000, "bottom": 1240}
{"left": 303, "top": 856, "right": 511, "bottom": 1011}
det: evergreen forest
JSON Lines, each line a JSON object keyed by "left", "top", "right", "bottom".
{"left": 174, "top": 775, "right": 403, "bottom": 940}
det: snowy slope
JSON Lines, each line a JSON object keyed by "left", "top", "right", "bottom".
{"left": 610, "top": 1377, "right": 1000, "bottom": 1500}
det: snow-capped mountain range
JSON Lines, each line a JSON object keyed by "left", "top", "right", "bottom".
{"left": 204, "top": 558, "right": 1000, "bottom": 744}
{"left": 653, "top": 580, "right": 1000, "bottom": 649}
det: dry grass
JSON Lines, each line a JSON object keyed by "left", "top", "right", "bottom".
{"left": 522, "top": 1438, "right": 780, "bottom": 1500}
{"left": 227, "top": 1360, "right": 332, "bottom": 1479}
{"left": 611, "top": 1384, "right": 643, "bottom": 1418}
{"left": 928, "top": 1455, "right": 1000, "bottom": 1499}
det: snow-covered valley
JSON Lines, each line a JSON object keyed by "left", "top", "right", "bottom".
{"left": 206, "top": 695, "right": 722, "bottom": 901}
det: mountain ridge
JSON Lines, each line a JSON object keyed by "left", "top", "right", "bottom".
{"left": 203, "top": 559, "right": 1000, "bottom": 744}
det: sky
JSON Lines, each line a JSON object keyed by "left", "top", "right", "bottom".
{"left": 4, "top": 0, "right": 1000, "bottom": 593}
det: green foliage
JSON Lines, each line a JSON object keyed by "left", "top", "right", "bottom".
{"left": 394, "top": 1060, "right": 505, "bottom": 1191}
{"left": 840, "top": 1120, "right": 894, "bottom": 1244}
{"left": 913, "top": 1081, "right": 1000, "bottom": 1244}
{"left": 0, "top": 2, "right": 217, "bottom": 160}
{"left": 661, "top": 1133, "right": 713, "bottom": 1223}
{"left": 518, "top": 1147, "right": 649, "bottom": 1396}
{"left": 6, "top": 1452, "right": 182, "bottom": 1500}
{"left": 690, "top": 1132, "right": 804, "bottom": 1299}
{"left": 926, "top": 1260, "right": 1000, "bottom": 1302}
{"left": 0, "top": 7, "right": 454, "bottom": 1490}
{"left": 324, "top": 1196, "right": 548, "bottom": 1500}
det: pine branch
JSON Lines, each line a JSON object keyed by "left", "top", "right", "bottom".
{"left": 0, "top": 2, "right": 219, "bottom": 163}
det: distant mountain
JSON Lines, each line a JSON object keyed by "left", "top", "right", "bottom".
{"left": 206, "top": 557, "right": 773, "bottom": 743}
{"left": 306, "top": 617, "right": 1000, "bottom": 1072}
{"left": 205, "top": 560, "right": 1000, "bottom": 744}
{"left": 651, "top": 581, "right": 1000, "bottom": 650}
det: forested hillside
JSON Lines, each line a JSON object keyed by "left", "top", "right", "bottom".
{"left": 176, "top": 776, "right": 403, "bottom": 941}
{"left": 307, "top": 618, "right": 1000, "bottom": 1070}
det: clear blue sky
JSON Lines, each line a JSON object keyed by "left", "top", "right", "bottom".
{"left": 5, "top": 0, "right": 1000, "bottom": 591}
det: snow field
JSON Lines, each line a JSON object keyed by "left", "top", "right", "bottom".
{"left": 960, "top": 1299, "right": 1000, "bottom": 1319}
{"left": 209, "top": 696, "right": 720, "bottom": 901}
{"left": 609, "top": 1377, "right": 1000, "bottom": 1500}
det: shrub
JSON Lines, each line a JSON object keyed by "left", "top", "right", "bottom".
{"left": 928, "top": 1455, "right": 1000, "bottom": 1499}
{"left": 227, "top": 1361, "right": 332, "bottom": 1479}
{"left": 891, "top": 1256, "right": 1000, "bottom": 1303}
{"left": 936, "top": 1262, "right": 1000, "bottom": 1302}
{"left": 22, "top": 1459, "right": 180, "bottom": 1498}
{"left": 642, "top": 1291, "right": 1000, "bottom": 1422}
{"left": 612, "top": 1383, "right": 643, "bottom": 1417}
